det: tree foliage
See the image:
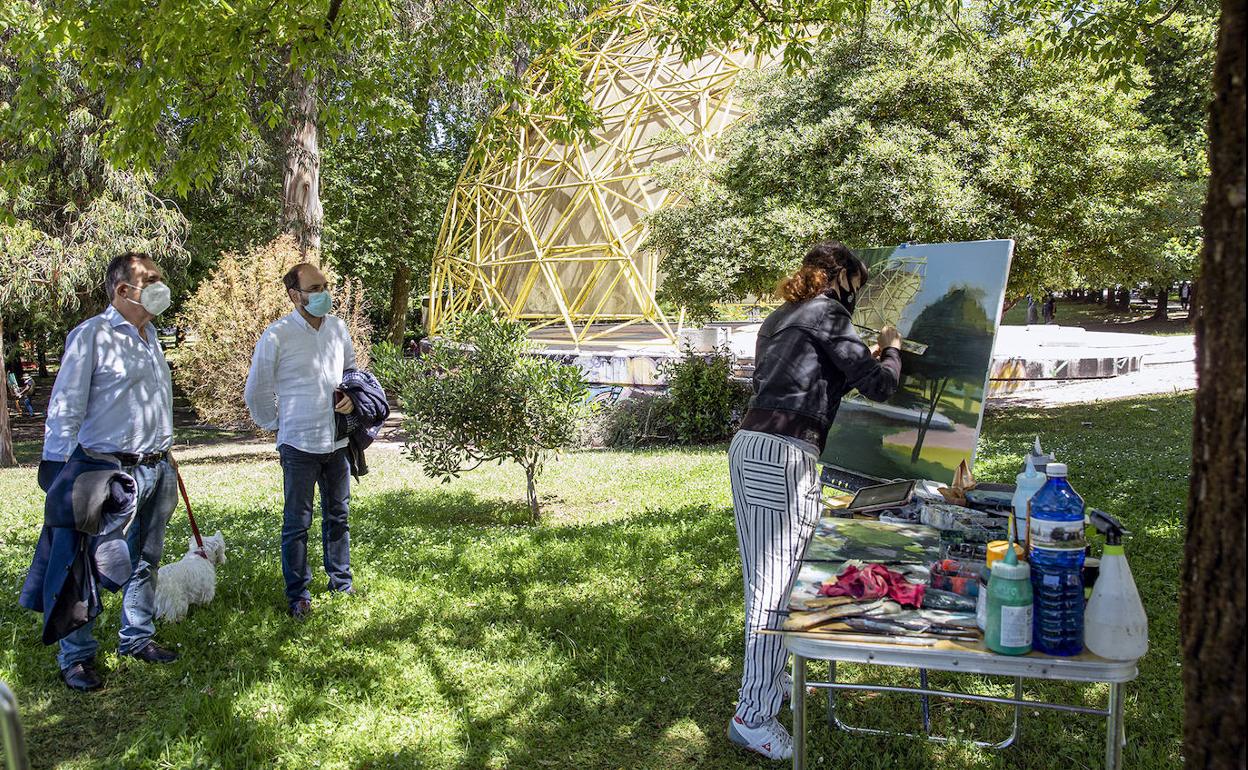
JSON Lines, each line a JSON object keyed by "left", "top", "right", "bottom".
{"left": 0, "top": 0, "right": 620, "bottom": 196}
{"left": 174, "top": 235, "right": 371, "bottom": 428}
{"left": 395, "top": 311, "right": 589, "bottom": 522}
{"left": 651, "top": 0, "right": 1193, "bottom": 88}
{"left": 321, "top": 118, "right": 470, "bottom": 334}
{"left": 0, "top": 78, "right": 189, "bottom": 465}
{"left": 645, "top": 20, "right": 1203, "bottom": 319}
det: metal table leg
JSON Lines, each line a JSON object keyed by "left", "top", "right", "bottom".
{"left": 826, "top": 660, "right": 837, "bottom": 729}
{"left": 920, "top": 668, "right": 931, "bottom": 734}
{"left": 1106, "top": 682, "right": 1124, "bottom": 770}
{"left": 793, "top": 655, "right": 807, "bottom": 770}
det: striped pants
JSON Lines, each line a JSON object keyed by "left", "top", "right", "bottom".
{"left": 728, "top": 429, "right": 822, "bottom": 726}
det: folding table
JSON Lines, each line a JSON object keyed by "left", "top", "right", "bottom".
{"left": 784, "top": 632, "right": 1137, "bottom": 770}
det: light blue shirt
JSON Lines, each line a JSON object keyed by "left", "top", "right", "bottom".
{"left": 42, "top": 305, "right": 174, "bottom": 462}
{"left": 244, "top": 311, "right": 355, "bottom": 454}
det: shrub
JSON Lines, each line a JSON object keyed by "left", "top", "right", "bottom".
{"left": 591, "top": 392, "right": 677, "bottom": 449}
{"left": 175, "top": 235, "right": 371, "bottom": 428}
{"left": 395, "top": 311, "right": 589, "bottom": 522}
{"left": 369, "top": 340, "right": 419, "bottom": 396}
{"left": 659, "top": 346, "right": 751, "bottom": 444}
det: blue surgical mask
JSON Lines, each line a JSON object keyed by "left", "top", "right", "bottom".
{"left": 304, "top": 291, "right": 333, "bottom": 318}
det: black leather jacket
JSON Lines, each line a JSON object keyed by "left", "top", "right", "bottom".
{"left": 740, "top": 292, "right": 902, "bottom": 451}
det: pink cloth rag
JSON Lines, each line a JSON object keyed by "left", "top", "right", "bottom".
{"left": 817, "top": 563, "right": 926, "bottom": 608}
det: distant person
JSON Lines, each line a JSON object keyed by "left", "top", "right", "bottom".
{"left": 727, "top": 240, "right": 903, "bottom": 760}
{"left": 20, "top": 251, "right": 180, "bottom": 693}
{"left": 7, "top": 368, "right": 32, "bottom": 417}
{"left": 245, "top": 263, "right": 358, "bottom": 620}
{"left": 1043, "top": 293, "right": 1057, "bottom": 324}
{"left": 1179, "top": 282, "right": 1192, "bottom": 312}
{"left": 11, "top": 370, "right": 37, "bottom": 417}
{"left": 1025, "top": 294, "right": 1039, "bottom": 325}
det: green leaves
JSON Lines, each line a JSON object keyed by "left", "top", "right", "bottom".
{"left": 396, "top": 311, "right": 590, "bottom": 521}
{"left": 645, "top": 15, "right": 1203, "bottom": 314}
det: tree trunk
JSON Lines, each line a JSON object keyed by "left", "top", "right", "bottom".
{"left": 525, "top": 462, "right": 540, "bottom": 523}
{"left": 0, "top": 316, "right": 17, "bottom": 467}
{"left": 387, "top": 262, "right": 413, "bottom": 345}
{"left": 910, "top": 377, "right": 947, "bottom": 464}
{"left": 1182, "top": 0, "right": 1246, "bottom": 766}
{"left": 1153, "top": 283, "right": 1170, "bottom": 320}
{"left": 281, "top": 67, "right": 323, "bottom": 256}
{"left": 36, "top": 333, "right": 48, "bottom": 377}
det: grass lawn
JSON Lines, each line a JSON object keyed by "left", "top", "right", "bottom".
{"left": 0, "top": 394, "right": 1190, "bottom": 769}
{"left": 1001, "top": 299, "right": 1194, "bottom": 336}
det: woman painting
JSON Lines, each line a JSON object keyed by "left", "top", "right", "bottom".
{"left": 727, "top": 240, "right": 903, "bottom": 760}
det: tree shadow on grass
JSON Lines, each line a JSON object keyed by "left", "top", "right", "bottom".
{"left": 5, "top": 484, "right": 1142, "bottom": 769}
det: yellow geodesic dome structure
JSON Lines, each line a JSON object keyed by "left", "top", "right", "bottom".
{"left": 427, "top": 3, "right": 772, "bottom": 344}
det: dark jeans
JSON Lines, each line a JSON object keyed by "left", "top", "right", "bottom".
{"left": 58, "top": 458, "right": 176, "bottom": 668}
{"left": 278, "top": 444, "right": 352, "bottom": 605}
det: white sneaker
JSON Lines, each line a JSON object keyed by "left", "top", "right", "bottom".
{"left": 728, "top": 716, "right": 794, "bottom": 761}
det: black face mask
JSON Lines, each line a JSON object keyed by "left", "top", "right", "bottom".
{"left": 824, "top": 281, "right": 859, "bottom": 315}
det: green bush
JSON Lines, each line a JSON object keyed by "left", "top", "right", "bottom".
{"left": 661, "top": 346, "right": 751, "bottom": 444}
{"left": 369, "top": 340, "right": 420, "bottom": 396}
{"left": 591, "top": 392, "right": 677, "bottom": 449}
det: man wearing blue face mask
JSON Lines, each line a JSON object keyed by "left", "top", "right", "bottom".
{"left": 245, "top": 263, "right": 357, "bottom": 620}
{"left": 28, "top": 251, "right": 180, "bottom": 692}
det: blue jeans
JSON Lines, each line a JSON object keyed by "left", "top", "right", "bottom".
{"left": 58, "top": 458, "right": 176, "bottom": 669}
{"left": 278, "top": 444, "right": 352, "bottom": 606}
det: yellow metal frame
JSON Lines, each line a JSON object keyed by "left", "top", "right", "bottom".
{"left": 427, "top": 2, "right": 773, "bottom": 346}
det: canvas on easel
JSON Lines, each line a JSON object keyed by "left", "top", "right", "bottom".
{"left": 821, "top": 240, "right": 1014, "bottom": 486}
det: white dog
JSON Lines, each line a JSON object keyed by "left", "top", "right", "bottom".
{"left": 154, "top": 531, "right": 226, "bottom": 622}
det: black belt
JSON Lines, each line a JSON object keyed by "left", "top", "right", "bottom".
{"left": 110, "top": 450, "right": 169, "bottom": 467}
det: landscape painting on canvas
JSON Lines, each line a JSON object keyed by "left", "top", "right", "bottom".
{"left": 820, "top": 240, "right": 1014, "bottom": 484}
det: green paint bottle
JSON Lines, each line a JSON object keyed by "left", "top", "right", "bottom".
{"left": 986, "top": 547, "right": 1033, "bottom": 655}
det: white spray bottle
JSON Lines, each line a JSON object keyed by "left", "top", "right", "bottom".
{"left": 1084, "top": 510, "right": 1149, "bottom": 660}
{"left": 1011, "top": 455, "right": 1046, "bottom": 545}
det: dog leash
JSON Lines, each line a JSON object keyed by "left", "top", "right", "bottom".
{"left": 168, "top": 454, "right": 205, "bottom": 554}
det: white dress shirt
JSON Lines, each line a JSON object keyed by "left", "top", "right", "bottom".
{"left": 244, "top": 310, "right": 356, "bottom": 454}
{"left": 43, "top": 305, "right": 174, "bottom": 462}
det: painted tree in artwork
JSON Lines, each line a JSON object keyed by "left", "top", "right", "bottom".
{"left": 902, "top": 287, "right": 994, "bottom": 463}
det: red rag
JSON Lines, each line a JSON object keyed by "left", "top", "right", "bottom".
{"left": 818, "top": 564, "right": 926, "bottom": 608}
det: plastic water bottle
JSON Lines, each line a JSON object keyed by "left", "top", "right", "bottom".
{"left": 1027, "top": 463, "right": 1086, "bottom": 656}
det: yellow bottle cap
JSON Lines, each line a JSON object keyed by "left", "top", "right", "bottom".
{"left": 986, "top": 540, "right": 1024, "bottom": 567}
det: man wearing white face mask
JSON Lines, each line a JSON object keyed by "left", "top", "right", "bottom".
{"left": 36, "top": 251, "right": 180, "bottom": 691}
{"left": 245, "top": 263, "right": 357, "bottom": 620}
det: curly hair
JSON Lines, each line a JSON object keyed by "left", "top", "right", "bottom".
{"left": 778, "top": 240, "right": 869, "bottom": 304}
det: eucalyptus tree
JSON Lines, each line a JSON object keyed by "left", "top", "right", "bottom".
{"left": 0, "top": 102, "right": 187, "bottom": 466}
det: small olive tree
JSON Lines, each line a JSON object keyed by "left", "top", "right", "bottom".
{"left": 398, "top": 312, "right": 589, "bottom": 523}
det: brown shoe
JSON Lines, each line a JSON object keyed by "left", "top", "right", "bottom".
{"left": 61, "top": 660, "right": 104, "bottom": 692}
{"left": 289, "top": 599, "right": 312, "bottom": 620}
{"left": 123, "top": 641, "right": 179, "bottom": 664}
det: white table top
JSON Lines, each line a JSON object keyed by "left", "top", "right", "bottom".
{"left": 783, "top": 632, "right": 1139, "bottom": 684}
